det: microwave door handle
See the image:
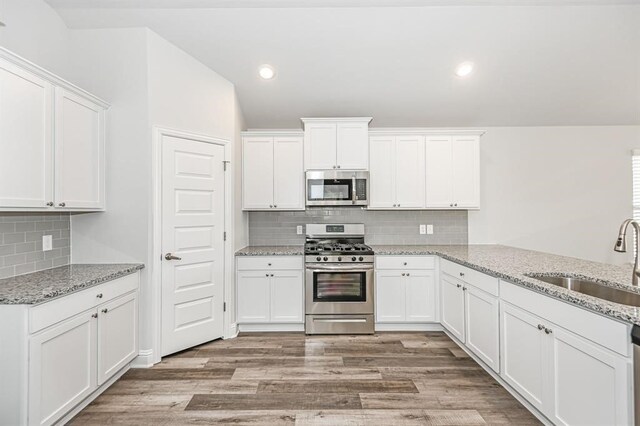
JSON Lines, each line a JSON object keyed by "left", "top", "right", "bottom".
{"left": 352, "top": 175, "right": 357, "bottom": 204}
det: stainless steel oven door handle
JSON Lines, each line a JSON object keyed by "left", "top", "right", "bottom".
{"left": 306, "top": 263, "right": 374, "bottom": 272}
{"left": 312, "top": 318, "right": 368, "bottom": 323}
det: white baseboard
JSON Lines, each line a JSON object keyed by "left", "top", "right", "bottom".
{"left": 225, "top": 322, "right": 239, "bottom": 339}
{"left": 56, "top": 363, "right": 130, "bottom": 425}
{"left": 130, "top": 349, "right": 155, "bottom": 368}
{"left": 375, "top": 322, "right": 443, "bottom": 332}
{"left": 442, "top": 329, "right": 553, "bottom": 426}
{"left": 239, "top": 323, "right": 305, "bottom": 332}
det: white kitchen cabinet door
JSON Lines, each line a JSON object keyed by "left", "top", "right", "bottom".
{"left": 304, "top": 122, "right": 337, "bottom": 170}
{"left": 425, "top": 136, "right": 453, "bottom": 208}
{"left": 405, "top": 270, "right": 436, "bottom": 322}
{"left": 237, "top": 271, "right": 270, "bottom": 323}
{"left": 368, "top": 136, "right": 395, "bottom": 208}
{"left": 28, "top": 311, "right": 97, "bottom": 426}
{"left": 452, "top": 136, "right": 480, "bottom": 208}
{"left": 440, "top": 274, "right": 465, "bottom": 342}
{"left": 54, "top": 87, "right": 105, "bottom": 209}
{"left": 500, "top": 302, "right": 548, "bottom": 414}
{"left": 243, "top": 137, "right": 275, "bottom": 209}
{"left": 548, "top": 326, "right": 631, "bottom": 426}
{"left": 0, "top": 58, "right": 53, "bottom": 209}
{"left": 375, "top": 271, "right": 406, "bottom": 322}
{"left": 270, "top": 270, "right": 304, "bottom": 323}
{"left": 97, "top": 292, "right": 138, "bottom": 386}
{"left": 337, "top": 121, "right": 368, "bottom": 170}
{"left": 464, "top": 284, "right": 500, "bottom": 372}
{"left": 395, "top": 136, "right": 425, "bottom": 209}
{"left": 273, "top": 137, "right": 304, "bottom": 210}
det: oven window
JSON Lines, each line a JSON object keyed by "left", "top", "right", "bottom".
{"left": 314, "top": 272, "right": 366, "bottom": 302}
{"left": 307, "top": 179, "right": 353, "bottom": 201}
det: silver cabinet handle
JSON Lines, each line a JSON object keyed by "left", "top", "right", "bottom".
{"left": 270, "top": 274, "right": 274, "bottom": 277}
{"left": 459, "top": 272, "right": 465, "bottom": 277}
{"left": 268, "top": 263, "right": 272, "bottom": 266}
{"left": 406, "top": 273, "right": 410, "bottom": 276}
{"left": 403, "top": 262, "right": 407, "bottom": 266}
{"left": 91, "top": 313, "right": 98, "bottom": 318}
{"left": 337, "top": 165, "right": 341, "bottom": 169}
{"left": 454, "top": 203, "right": 458, "bottom": 207}
{"left": 462, "top": 286, "right": 466, "bottom": 291}
{"left": 265, "top": 273, "right": 269, "bottom": 277}
{"left": 537, "top": 324, "right": 545, "bottom": 330}
{"left": 165, "top": 253, "right": 182, "bottom": 261}
{"left": 96, "top": 293, "right": 103, "bottom": 299}
{"left": 273, "top": 205, "right": 277, "bottom": 208}
{"left": 456, "top": 283, "right": 462, "bottom": 288}
{"left": 102, "top": 308, "right": 108, "bottom": 314}
{"left": 58, "top": 202, "right": 66, "bottom": 207}
{"left": 401, "top": 273, "right": 406, "bottom": 276}
{"left": 397, "top": 204, "right": 400, "bottom": 207}
{"left": 46, "top": 201, "right": 54, "bottom": 207}
{"left": 333, "top": 165, "right": 336, "bottom": 169}
{"left": 544, "top": 327, "right": 553, "bottom": 334}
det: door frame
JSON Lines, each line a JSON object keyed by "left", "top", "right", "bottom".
{"left": 150, "top": 127, "right": 235, "bottom": 365}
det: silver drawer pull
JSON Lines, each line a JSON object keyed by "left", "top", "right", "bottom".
{"left": 313, "top": 318, "right": 367, "bottom": 323}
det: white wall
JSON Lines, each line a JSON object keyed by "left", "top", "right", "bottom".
{"left": 0, "top": 0, "right": 71, "bottom": 78}
{"left": 469, "top": 125, "right": 640, "bottom": 265}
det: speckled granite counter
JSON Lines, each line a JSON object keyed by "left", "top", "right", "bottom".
{"left": 0, "top": 264, "right": 144, "bottom": 305}
{"left": 372, "top": 244, "right": 640, "bottom": 326}
{"left": 236, "top": 246, "right": 304, "bottom": 256}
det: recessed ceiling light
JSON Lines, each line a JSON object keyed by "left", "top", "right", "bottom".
{"left": 259, "top": 65, "right": 276, "bottom": 80}
{"left": 455, "top": 62, "right": 474, "bottom": 78}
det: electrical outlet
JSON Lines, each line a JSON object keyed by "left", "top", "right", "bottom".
{"left": 42, "top": 235, "right": 53, "bottom": 251}
{"left": 427, "top": 225, "right": 434, "bottom": 235}
{"left": 296, "top": 225, "right": 303, "bottom": 235}
{"left": 419, "top": 224, "right": 426, "bottom": 235}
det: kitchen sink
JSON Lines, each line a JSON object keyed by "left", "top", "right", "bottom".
{"left": 525, "top": 274, "right": 640, "bottom": 308}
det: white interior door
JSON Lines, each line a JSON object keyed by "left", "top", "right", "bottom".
{"left": 161, "top": 134, "right": 225, "bottom": 356}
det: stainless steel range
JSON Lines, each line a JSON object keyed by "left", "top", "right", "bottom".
{"left": 304, "top": 224, "right": 375, "bottom": 335}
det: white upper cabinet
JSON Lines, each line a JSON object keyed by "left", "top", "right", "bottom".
{"left": 0, "top": 49, "right": 108, "bottom": 212}
{"left": 425, "top": 135, "right": 480, "bottom": 209}
{"left": 242, "top": 132, "right": 304, "bottom": 211}
{"left": 369, "top": 135, "right": 425, "bottom": 209}
{"left": 302, "top": 118, "right": 371, "bottom": 170}
{"left": 54, "top": 87, "right": 105, "bottom": 209}
{"left": 0, "top": 58, "right": 53, "bottom": 208}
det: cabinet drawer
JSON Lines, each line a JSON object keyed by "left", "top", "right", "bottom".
{"left": 441, "top": 259, "right": 499, "bottom": 296}
{"left": 236, "top": 256, "right": 303, "bottom": 271}
{"left": 376, "top": 256, "right": 435, "bottom": 270}
{"left": 500, "top": 280, "right": 631, "bottom": 357}
{"left": 29, "top": 272, "right": 139, "bottom": 334}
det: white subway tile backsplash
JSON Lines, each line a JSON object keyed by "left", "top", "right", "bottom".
{"left": 0, "top": 213, "right": 70, "bottom": 279}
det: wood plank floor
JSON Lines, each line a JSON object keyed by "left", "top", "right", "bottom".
{"left": 70, "top": 332, "right": 540, "bottom": 425}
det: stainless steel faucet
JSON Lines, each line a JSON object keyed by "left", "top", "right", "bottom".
{"left": 614, "top": 219, "right": 640, "bottom": 286}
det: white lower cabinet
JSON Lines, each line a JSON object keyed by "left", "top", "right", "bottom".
{"left": 0, "top": 273, "right": 140, "bottom": 426}
{"left": 464, "top": 284, "right": 500, "bottom": 372}
{"left": 375, "top": 256, "right": 436, "bottom": 324}
{"left": 236, "top": 256, "right": 304, "bottom": 326}
{"left": 440, "top": 273, "right": 466, "bottom": 342}
{"left": 28, "top": 311, "right": 97, "bottom": 426}
{"left": 500, "top": 296, "right": 632, "bottom": 425}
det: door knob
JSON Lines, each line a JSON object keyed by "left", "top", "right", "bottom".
{"left": 165, "top": 253, "right": 182, "bottom": 261}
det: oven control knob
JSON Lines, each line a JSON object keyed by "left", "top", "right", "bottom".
{"left": 359, "top": 256, "right": 364, "bottom": 261}
{"left": 316, "top": 256, "right": 321, "bottom": 261}
{"left": 338, "top": 257, "right": 342, "bottom": 261}
{"left": 351, "top": 257, "right": 357, "bottom": 261}
{"left": 323, "top": 257, "right": 328, "bottom": 261}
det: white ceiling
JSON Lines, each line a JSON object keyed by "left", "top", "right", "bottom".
{"left": 48, "top": 1, "right": 640, "bottom": 128}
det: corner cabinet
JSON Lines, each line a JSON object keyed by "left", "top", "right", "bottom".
{"left": 425, "top": 135, "right": 480, "bottom": 209}
{"left": 0, "top": 48, "right": 107, "bottom": 212}
{"left": 242, "top": 132, "right": 304, "bottom": 211}
{"left": 0, "top": 272, "right": 140, "bottom": 426}
{"left": 302, "top": 118, "right": 372, "bottom": 170}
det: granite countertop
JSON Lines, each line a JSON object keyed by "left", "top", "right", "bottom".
{"left": 0, "top": 264, "right": 145, "bottom": 305}
{"left": 372, "top": 244, "right": 640, "bottom": 326}
{"left": 236, "top": 246, "right": 304, "bottom": 256}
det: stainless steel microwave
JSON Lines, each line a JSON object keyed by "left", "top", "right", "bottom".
{"left": 305, "top": 170, "right": 369, "bottom": 207}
